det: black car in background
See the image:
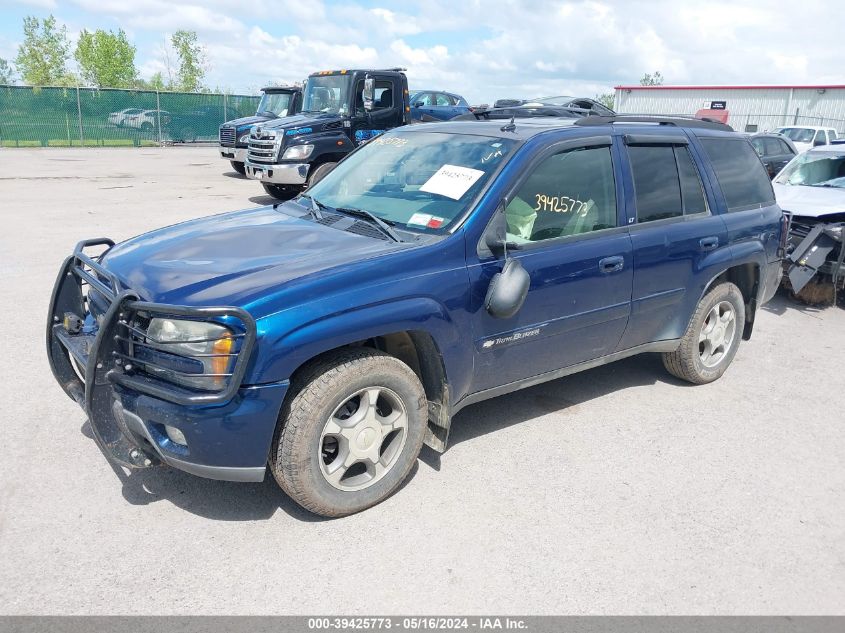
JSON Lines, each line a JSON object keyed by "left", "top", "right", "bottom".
{"left": 492, "top": 96, "right": 615, "bottom": 117}
{"left": 749, "top": 132, "right": 798, "bottom": 179}
{"left": 455, "top": 104, "right": 582, "bottom": 121}
{"left": 168, "top": 104, "right": 228, "bottom": 143}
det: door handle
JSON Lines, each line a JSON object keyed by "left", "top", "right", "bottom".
{"left": 599, "top": 255, "right": 624, "bottom": 274}
{"left": 699, "top": 236, "right": 719, "bottom": 251}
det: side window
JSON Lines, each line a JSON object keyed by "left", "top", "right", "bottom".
{"left": 628, "top": 145, "right": 682, "bottom": 222}
{"left": 830, "top": 130, "right": 838, "bottom": 140}
{"left": 676, "top": 147, "right": 707, "bottom": 215}
{"left": 764, "top": 137, "right": 783, "bottom": 156}
{"left": 372, "top": 80, "right": 394, "bottom": 110}
{"left": 504, "top": 145, "right": 617, "bottom": 242}
{"left": 751, "top": 138, "right": 765, "bottom": 156}
{"left": 700, "top": 138, "right": 775, "bottom": 211}
{"left": 434, "top": 93, "right": 451, "bottom": 106}
{"left": 815, "top": 130, "right": 827, "bottom": 145}
{"left": 779, "top": 139, "right": 795, "bottom": 155}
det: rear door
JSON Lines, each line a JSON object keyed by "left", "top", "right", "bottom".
{"left": 697, "top": 135, "right": 782, "bottom": 266}
{"left": 617, "top": 131, "right": 729, "bottom": 350}
{"left": 765, "top": 137, "right": 794, "bottom": 177}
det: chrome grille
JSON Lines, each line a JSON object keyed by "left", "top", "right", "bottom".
{"left": 247, "top": 132, "right": 280, "bottom": 164}
{"left": 219, "top": 127, "right": 236, "bottom": 146}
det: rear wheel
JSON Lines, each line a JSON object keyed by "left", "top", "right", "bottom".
{"left": 662, "top": 282, "right": 745, "bottom": 384}
{"left": 261, "top": 183, "right": 299, "bottom": 200}
{"left": 179, "top": 127, "right": 197, "bottom": 143}
{"left": 230, "top": 161, "right": 246, "bottom": 175}
{"left": 270, "top": 348, "right": 428, "bottom": 517}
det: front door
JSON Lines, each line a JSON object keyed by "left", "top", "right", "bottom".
{"left": 467, "top": 137, "right": 633, "bottom": 393}
{"left": 350, "top": 76, "right": 402, "bottom": 145}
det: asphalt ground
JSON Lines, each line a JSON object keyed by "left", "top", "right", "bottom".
{"left": 1, "top": 147, "right": 843, "bottom": 614}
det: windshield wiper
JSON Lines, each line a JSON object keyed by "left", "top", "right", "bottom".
{"left": 333, "top": 206, "right": 402, "bottom": 242}
{"left": 298, "top": 194, "right": 327, "bottom": 220}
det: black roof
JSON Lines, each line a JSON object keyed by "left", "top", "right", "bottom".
{"left": 260, "top": 85, "right": 299, "bottom": 93}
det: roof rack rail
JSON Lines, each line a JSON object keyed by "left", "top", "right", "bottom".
{"left": 574, "top": 114, "right": 733, "bottom": 131}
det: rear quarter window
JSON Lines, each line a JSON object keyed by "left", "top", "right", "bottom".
{"left": 700, "top": 137, "right": 775, "bottom": 212}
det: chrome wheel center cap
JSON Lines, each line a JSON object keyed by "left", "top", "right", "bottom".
{"left": 356, "top": 427, "right": 378, "bottom": 450}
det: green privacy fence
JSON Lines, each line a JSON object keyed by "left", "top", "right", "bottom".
{"left": 0, "top": 85, "right": 261, "bottom": 147}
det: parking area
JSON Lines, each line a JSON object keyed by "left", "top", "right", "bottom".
{"left": 1, "top": 147, "right": 843, "bottom": 615}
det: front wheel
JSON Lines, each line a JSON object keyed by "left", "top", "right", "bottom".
{"left": 306, "top": 161, "right": 336, "bottom": 188}
{"left": 230, "top": 161, "right": 246, "bottom": 175}
{"left": 261, "top": 182, "right": 300, "bottom": 200}
{"left": 270, "top": 348, "right": 428, "bottom": 517}
{"left": 662, "top": 282, "right": 745, "bottom": 384}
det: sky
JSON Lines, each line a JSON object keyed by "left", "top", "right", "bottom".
{"left": 0, "top": 0, "right": 842, "bottom": 103}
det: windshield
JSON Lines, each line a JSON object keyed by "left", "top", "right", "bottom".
{"left": 257, "top": 91, "right": 294, "bottom": 117}
{"left": 305, "top": 131, "right": 519, "bottom": 232}
{"left": 301, "top": 75, "right": 351, "bottom": 115}
{"left": 776, "top": 127, "right": 816, "bottom": 143}
{"left": 774, "top": 151, "right": 845, "bottom": 188}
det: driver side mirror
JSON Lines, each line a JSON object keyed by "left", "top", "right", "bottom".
{"left": 485, "top": 259, "right": 530, "bottom": 319}
{"left": 483, "top": 205, "right": 530, "bottom": 319}
{"left": 413, "top": 101, "right": 424, "bottom": 108}
{"left": 363, "top": 76, "right": 375, "bottom": 112}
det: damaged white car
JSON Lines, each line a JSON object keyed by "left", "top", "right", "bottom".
{"left": 773, "top": 144, "right": 845, "bottom": 304}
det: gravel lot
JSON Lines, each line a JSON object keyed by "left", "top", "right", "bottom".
{"left": 1, "top": 147, "right": 843, "bottom": 615}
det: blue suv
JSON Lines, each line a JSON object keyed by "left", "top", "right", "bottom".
{"left": 47, "top": 115, "right": 785, "bottom": 516}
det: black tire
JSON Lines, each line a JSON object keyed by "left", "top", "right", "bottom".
{"left": 180, "top": 127, "right": 197, "bottom": 143}
{"left": 261, "top": 183, "right": 299, "bottom": 200}
{"left": 140, "top": 122, "right": 153, "bottom": 132}
{"left": 662, "top": 282, "right": 746, "bottom": 385}
{"left": 230, "top": 161, "right": 246, "bottom": 175}
{"left": 306, "top": 161, "right": 337, "bottom": 188}
{"left": 270, "top": 348, "right": 428, "bottom": 517}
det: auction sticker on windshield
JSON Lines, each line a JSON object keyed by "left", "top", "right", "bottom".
{"left": 420, "top": 164, "right": 485, "bottom": 200}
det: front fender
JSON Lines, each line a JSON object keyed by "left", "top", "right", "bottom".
{"left": 250, "top": 296, "right": 472, "bottom": 398}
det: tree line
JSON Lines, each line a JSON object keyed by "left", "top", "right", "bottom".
{"left": 0, "top": 15, "right": 209, "bottom": 92}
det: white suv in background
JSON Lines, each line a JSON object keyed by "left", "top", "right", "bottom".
{"left": 774, "top": 126, "right": 838, "bottom": 152}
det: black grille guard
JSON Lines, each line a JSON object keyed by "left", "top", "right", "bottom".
{"left": 46, "top": 238, "right": 257, "bottom": 469}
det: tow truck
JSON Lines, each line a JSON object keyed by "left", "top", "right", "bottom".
{"left": 218, "top": 85, "right": 302, "bottom": 175}
{"left": 245, "top": 68, "right": 411, "bottom": 198}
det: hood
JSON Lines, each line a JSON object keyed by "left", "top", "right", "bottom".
{"left": 773, "top": 182, "right": 845, "bottom": 218}
{"left": 222, "top": 114, "right": 275, "bottom": 132}
{"left": 100, "top": 206, "right": 404, "bottom": 312}
{"left": 258, "top": 112, "right": 342, "bottom": 134}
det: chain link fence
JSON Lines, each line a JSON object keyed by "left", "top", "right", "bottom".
{"left": 0, "top": 85, "right": 261, "bottom": 147}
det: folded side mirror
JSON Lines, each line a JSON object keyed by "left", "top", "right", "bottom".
{"left": 363, "top": 76, "right": 375, "bottom": 112}
{"left": 485, "top": 258, "right": 530, "bottom": 319}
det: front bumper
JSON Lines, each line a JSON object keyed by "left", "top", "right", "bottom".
{"left": 219, "top": 145, "right": 247, "bottom": 163}
{"left": 245, "top": 161, "right": 309, "bottom": 185}
{"left": 46, "top": 239, "right": 287, "bottom": 482}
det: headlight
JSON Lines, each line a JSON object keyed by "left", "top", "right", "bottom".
{"left": 238, "top": 132, "right": 250, "bottom": 143}
{"left": 282, "top": 144, "right": 314, "bottom": 160}
{"left": 144, "top": 318, "right": 234, "bottom": 391}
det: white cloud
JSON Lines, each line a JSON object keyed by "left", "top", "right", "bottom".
{"left": 39, "top": 0, "right": 844, "bottom": 102}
